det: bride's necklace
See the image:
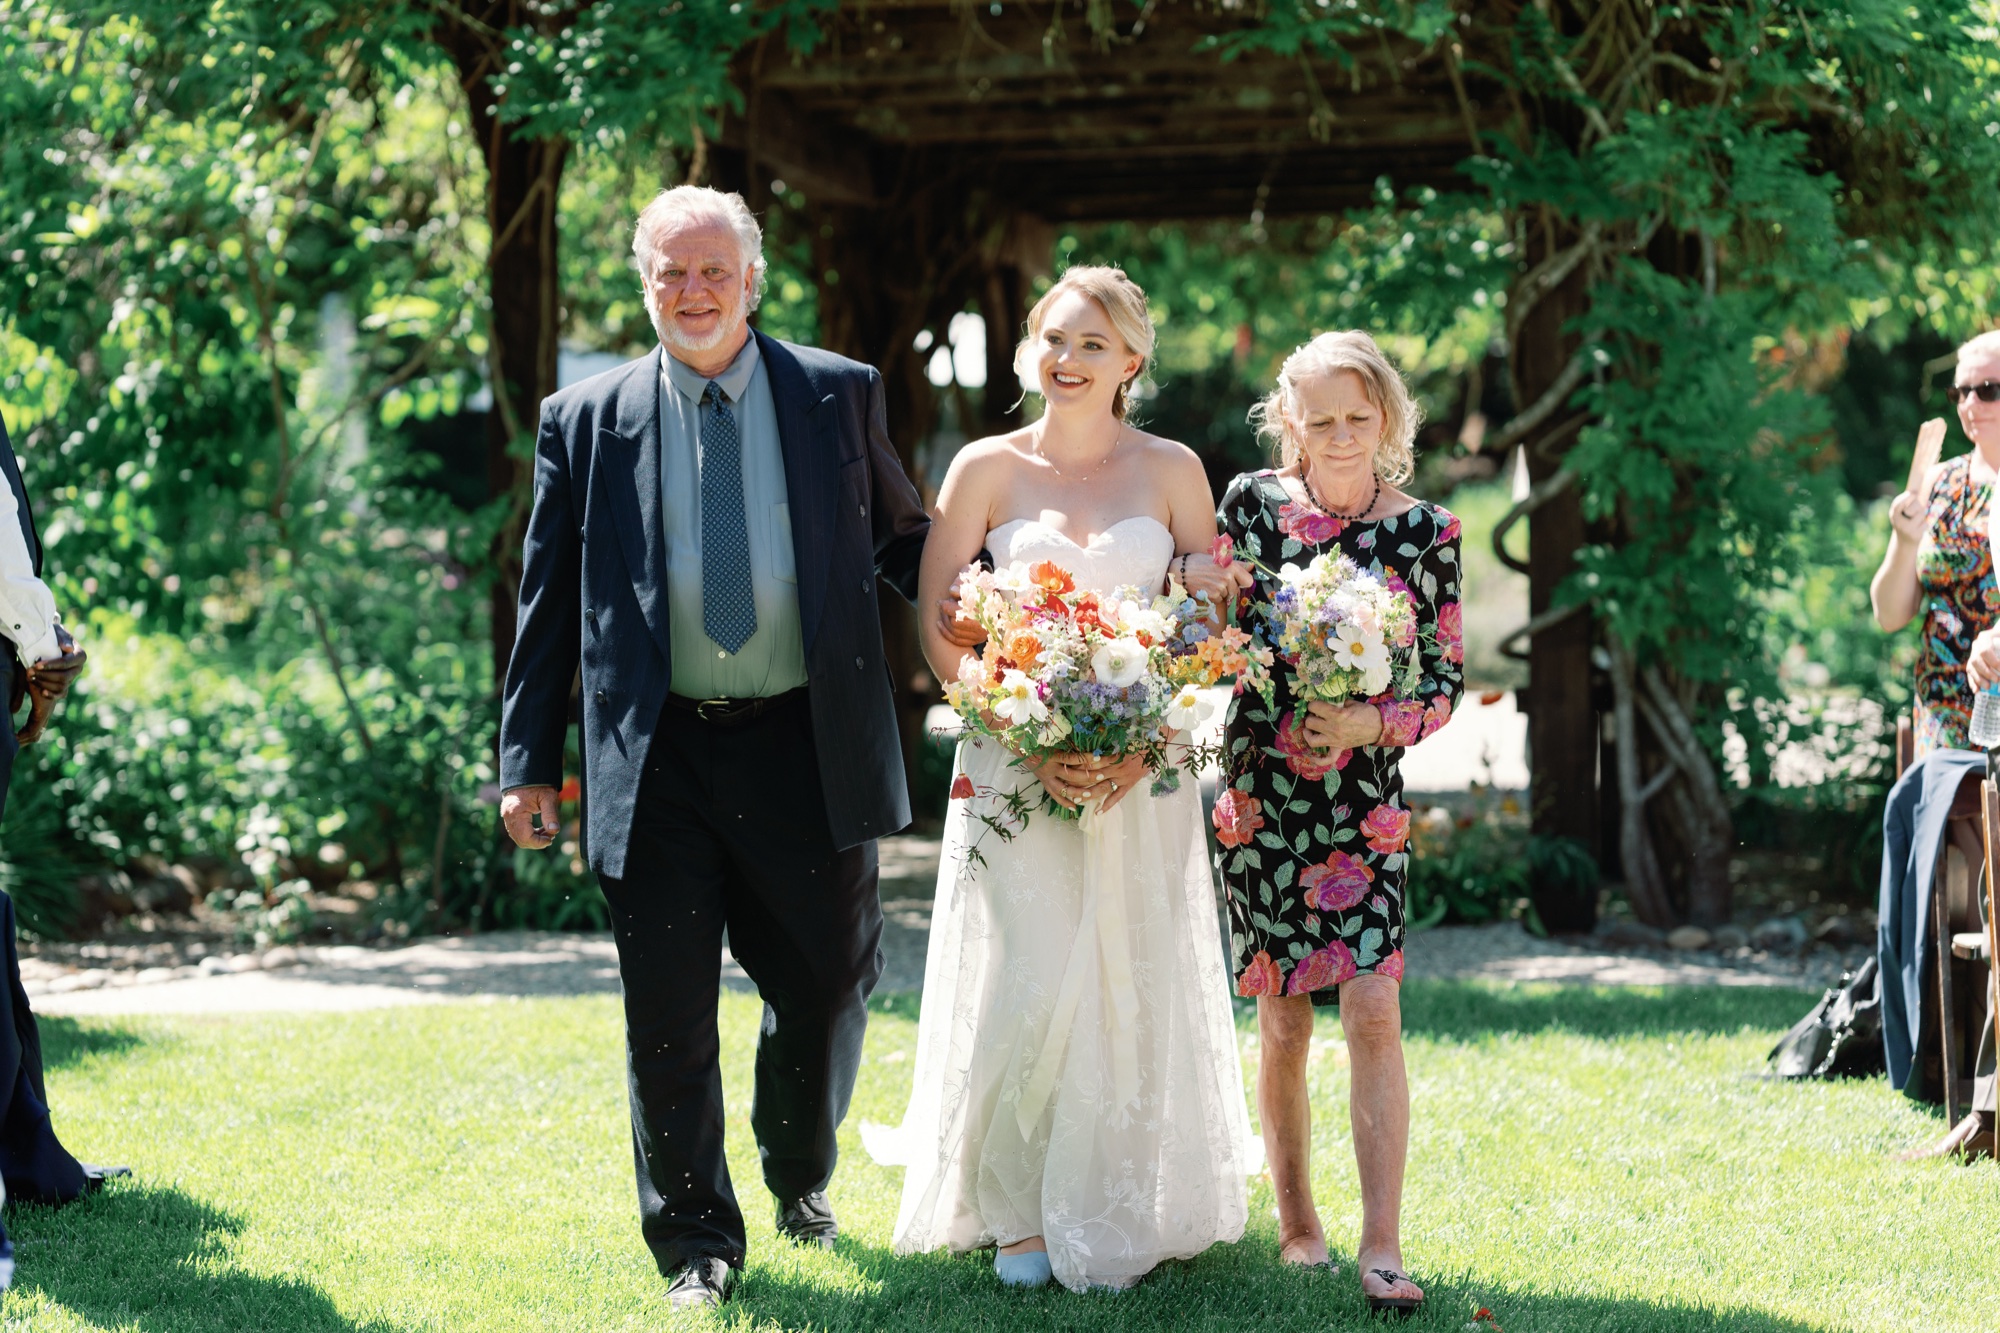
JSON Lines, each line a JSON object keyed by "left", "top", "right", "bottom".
{"left": 1302, "top": 463, "right": 1379, "bottom": 522}
{"left": 1038, "top": 425, "right": 1123, "bottom": 483}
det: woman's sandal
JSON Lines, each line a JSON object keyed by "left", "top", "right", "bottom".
{"left": 1364, "top": 1268, "right": 1424, "bottom": 1316}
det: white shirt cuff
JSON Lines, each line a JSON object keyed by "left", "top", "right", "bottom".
{"left": 11, "top": 624, "right": 62, "bottom": 665}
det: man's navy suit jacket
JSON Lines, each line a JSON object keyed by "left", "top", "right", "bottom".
{"left": 499, "top": 332, "right": 931, "bottom": 878}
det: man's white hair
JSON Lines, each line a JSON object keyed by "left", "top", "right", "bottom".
{"left": 632, "top": 186, "right": 768, "bottom": 311}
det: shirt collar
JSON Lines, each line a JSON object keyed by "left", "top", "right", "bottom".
{"left": 663, "top": 332, "right": 761, "bottom": 407}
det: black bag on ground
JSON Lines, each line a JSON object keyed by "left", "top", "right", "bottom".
{"left": 1768, "top": 956, "right": 1885, "bottom": 1079}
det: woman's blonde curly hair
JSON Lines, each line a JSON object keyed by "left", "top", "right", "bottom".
{"left": 1249, "top": 330, "right": 1422, "bottom": 486}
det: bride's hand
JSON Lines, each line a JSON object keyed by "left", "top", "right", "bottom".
{"left": 1089, "top": 751, "right": 1152, "bottom": 814}
{"left": 1022, "top": 750, "right": 1111, "bottom": 811}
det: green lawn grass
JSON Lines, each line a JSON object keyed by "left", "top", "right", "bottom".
{"left": 6, "top": 982, "right": 1993, "bottom": 1332}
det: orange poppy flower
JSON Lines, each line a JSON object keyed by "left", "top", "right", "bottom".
{"left": 1029, "top": 561, "right": 1075, "bottom": 595}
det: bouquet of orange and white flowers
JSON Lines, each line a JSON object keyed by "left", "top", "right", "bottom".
{"left": 944, "top": 558, "right": 1271, "bottom": 817}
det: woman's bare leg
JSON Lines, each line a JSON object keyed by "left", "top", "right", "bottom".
{"left": 1257, "top": 993, "right": 1328, "bottom": 1265}
{"left": 1340, "top": 972, "right": 1421, "bottom": 1304}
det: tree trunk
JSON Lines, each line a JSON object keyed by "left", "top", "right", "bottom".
{"left": 436, "top": 4, "right": 569, "bottom": 693}
{"left": 1508, "top": 222, "right": 1600, "bottom": 932}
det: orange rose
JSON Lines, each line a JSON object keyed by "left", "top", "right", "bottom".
{"left": 1002, "top": 630, "right": 1045, "bottom": 672}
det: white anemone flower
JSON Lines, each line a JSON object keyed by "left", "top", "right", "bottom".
{"left": 1361, "top": 662, "right": 1394, "bottom": 696}
{"left": 991, "top": 670, "right": 1049, "bottom": 726}
{"left": 1118, "top": 603, "right": 1169, "bottom": 642}
{"left": 990, "top": 562, "right": 1032, "bottom": 594}
{"left": 1091, "top": 637, "right": 1151, "bottom": 689}
{"left": 1163, "top": 683, "right": 1215, "bottom": 732}
{"left": 1332, "top": 623, "right": 1390, "bottom": 681}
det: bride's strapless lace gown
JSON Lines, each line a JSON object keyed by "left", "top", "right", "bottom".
{"left": 866, "top": 517, "right": 1253, "bottom": 1291}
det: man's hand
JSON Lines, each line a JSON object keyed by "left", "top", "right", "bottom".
{"left": 26, "top": 625, "right": 87, "bottom": 703}
{"left": 15, "top": 625, "right": 86, "bottom": 744}
{"left": 501, "top": 785, "right": 561, "bottom": 850}
{"left": 12, "top": 690, "right": 52, "bottom": 745}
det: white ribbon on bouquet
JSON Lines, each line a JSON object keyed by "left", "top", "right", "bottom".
{"left": 1012, "top": 791, "right": 1142, "bottom": 1139}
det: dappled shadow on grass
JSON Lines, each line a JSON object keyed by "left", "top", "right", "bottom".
{"left": 7, "top": 1183, "right": 404, "bottom": 1332}
{"left": 735, "top": 1233, "right": 1834, "bottom": 1332}
{"left": 1397, "top": 978, "right": 1816, "bottom": 1042}
{"left": 36, "top": 1014, "right": 149, "bottom": 1071}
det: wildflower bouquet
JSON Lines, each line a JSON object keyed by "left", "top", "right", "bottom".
{"left": 943, "top": 558, "right": 1270, "bottom": 820}
{"left": 1227, "top": 535, "right": 1423, "bottom": 703}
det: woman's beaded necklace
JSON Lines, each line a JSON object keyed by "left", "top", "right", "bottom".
{"left": 1302, "top": 464, "right": 1379, "bottom": 522}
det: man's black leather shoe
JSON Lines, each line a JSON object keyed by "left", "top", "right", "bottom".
{"left": 775, "top": 1191, "right": 838, "bottom": 1249}
{"left": 665, "top": 1257, "right": 737, "bottom": 1309}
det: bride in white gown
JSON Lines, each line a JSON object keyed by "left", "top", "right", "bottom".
{"left": 865, "top": 267, "right": 1256, "bottom": 1292}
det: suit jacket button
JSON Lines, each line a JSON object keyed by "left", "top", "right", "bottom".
{"left": 858, "top": 504, "right": 867, "bottom": 516}
{"left": 584, "top": 608, "right": 596, "bottom": 622}
{"left": 594, "top": 690, "right": 608, "bottom": 704}
{"left": 860, "top": 577, "right": 869, "bottom": 591}
{"left": 854, "top": 657, "right": 864, "bottom": 669}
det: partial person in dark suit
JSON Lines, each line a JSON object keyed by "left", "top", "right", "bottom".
{"left": 0, "top": 410, "right": 130, "bottom": 1290}
{"left": 498, "top": 186, "right": 930, "bottom": 1308}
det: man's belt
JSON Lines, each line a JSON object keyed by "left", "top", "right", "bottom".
{"left": 666, "top": 686, "right": 807, "bottom": 727}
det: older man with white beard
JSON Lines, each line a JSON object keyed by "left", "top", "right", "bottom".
{"left": 498, "top": 186, "right": 930, "bottom": 1307}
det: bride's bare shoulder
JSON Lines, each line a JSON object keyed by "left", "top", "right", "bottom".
{"left": 1124, "top": 426, "right": 1202, "bottom": 469}
{"left": 944, "top": 429, "right": 1036, "bottom": 477}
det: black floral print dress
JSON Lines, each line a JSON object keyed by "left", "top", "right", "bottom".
{"left": 1214, "top": 470, "right": 1464, "bottom": 1005}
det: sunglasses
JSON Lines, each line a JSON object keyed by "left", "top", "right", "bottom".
{"left": 1948, "top": 380, "right": 2000, "bottom": 405}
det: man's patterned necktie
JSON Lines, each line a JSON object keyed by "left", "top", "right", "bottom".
{"left": 699, "top": 380, "right": 757, "bottom": 655}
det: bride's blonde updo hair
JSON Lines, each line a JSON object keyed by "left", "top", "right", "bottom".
{"left": 1013, "top": 265, "right": 1157, "bottom": 421}
{"left": 1250, "top": 330, "right": 1422, "bottom": 485}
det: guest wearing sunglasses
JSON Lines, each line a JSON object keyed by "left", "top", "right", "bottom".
{"left": 1872, "top": 328, "right": 2000, "bottom": 1162}
{"left": 1870, "top": 330, "right": 2000, "bottom": 753}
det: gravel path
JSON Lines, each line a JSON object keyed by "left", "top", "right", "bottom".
{"left": 26, "top": 836, "right": 1863, "bottom": 1017}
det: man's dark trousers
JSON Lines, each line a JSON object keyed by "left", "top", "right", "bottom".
{"left": 0, "top": 654, "right": 88, "bottom": 1206}
{"left": 599, "top": 689, "right": 883, "bottom": 1273}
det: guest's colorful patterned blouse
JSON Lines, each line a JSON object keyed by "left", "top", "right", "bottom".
{"left": 1915, "top": 454, "right": 1998, "bottom": 754}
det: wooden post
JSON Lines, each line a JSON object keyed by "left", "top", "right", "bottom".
{"left": 436, "top": 5, "right": 568, "bottom": 697}
{"left": 1511, "top": 237, "right": 1600, "bottom": 932}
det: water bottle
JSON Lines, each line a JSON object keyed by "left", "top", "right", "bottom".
{"left": 1971, "top": 684, "right": 2000, "bottom": 749}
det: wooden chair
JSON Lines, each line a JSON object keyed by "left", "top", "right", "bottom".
{"left": 1894, "top": 714, "right": 2000, "bottom": 1121}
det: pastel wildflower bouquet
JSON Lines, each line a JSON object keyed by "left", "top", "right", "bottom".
{"left": 943, "top": 558, "right": 1271, "bottom": 823}
{"left": 1225, "top": 535, "right": 1424, "bottom": 704}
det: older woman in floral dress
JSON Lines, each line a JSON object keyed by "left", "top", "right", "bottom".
{"left": 1215, "top": 331, "right": 1461, "bottom": 1315}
